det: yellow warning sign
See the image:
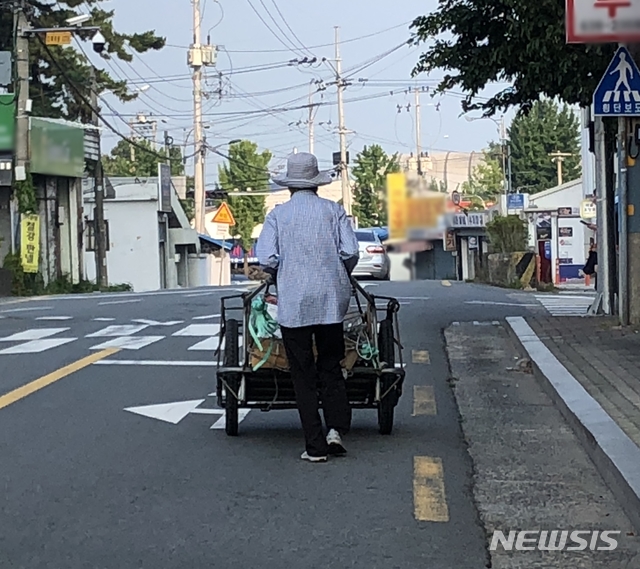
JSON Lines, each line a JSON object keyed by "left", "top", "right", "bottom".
{"left": 45, "top": 31, "right": 72, "bottom": 46}
{"left": 211, "top": 202, "right": 235, "bottom": 225}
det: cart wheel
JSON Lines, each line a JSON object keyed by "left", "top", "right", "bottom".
{"left": 378, "top": 319, "right": 396, "bottom": 435}
{"left": 224, "top": 319, "right": 240, "bottom": 436}
{"left": 378, "top": 319, "right": 395, "bottom": 368}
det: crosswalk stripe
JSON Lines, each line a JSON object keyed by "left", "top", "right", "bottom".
{"left": 0, "top": 338, "right": 76, "bottom": 355}
{"left": 534, "top": 295, "right": 594, "bottom": 316}
{"left": 90, "top": 336, "right": 165, "bottom": 351}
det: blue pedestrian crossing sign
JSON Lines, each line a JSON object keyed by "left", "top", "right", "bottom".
{"left": 593, "top": 47, "right": 640, "bottom": 117}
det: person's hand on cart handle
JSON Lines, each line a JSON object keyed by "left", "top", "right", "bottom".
{"left": 263, "top": 266, "right": 277, "bottom": 285}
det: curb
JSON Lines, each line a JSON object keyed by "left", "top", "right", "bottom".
{"left": 505, "top": 316, "right": 640, "bottom": 532}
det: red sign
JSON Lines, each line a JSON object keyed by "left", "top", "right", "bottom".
{"left": 567, "top": 0, "right": 640, "bottom": 43}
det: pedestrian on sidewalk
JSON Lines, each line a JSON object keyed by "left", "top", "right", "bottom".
{"left": 257, "top": 152, "right": 360, "bottom": 463}
{"left": 583, "top": 239, "right": 597, "bottom": 289}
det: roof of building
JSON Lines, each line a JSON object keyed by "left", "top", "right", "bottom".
{"left": 528, "top": 178, "right": 582, "bottom": 202}
{"left": 198, "top": 234, "right": 232, "bottom": 251}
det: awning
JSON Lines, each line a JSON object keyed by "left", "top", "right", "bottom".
{"left": 198, "top": 234, "right": 232, "bottom": 251}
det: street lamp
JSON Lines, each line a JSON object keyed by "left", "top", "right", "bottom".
{"left": 465, "top": 114, "right": 513, "bottom": 194}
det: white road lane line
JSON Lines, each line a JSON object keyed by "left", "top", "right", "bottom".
{"left": 90, "top": 336, "right": 165, "bottom": 351}
{"left": 0, "top": 306, "right": 53, "bottom": 314}
{"left": 98, "top": 299, "right": 142, "bottom": 306}
{"left": 94, "top": 360, "right": 217, "bottom": 366}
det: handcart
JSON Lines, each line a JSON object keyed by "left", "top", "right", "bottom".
{"left": 215, "top": 278, "right": 405, "bottom": 436}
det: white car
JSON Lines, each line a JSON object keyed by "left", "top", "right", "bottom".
{"left": 352, "top": 230, "right": 390, "bottom": 280}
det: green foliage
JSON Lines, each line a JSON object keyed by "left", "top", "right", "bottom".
{"left": 0, "top": 2, "right": 165, "bottom": 121}
{"left": 427, "top": 178, "right": 447, "bottom": 192}
{"left": 15, "top": 173, "right": 37, "bottom": 214}
{"left": 351, "top": 144, "right": 400, "bottom": 227}
{"left": 508, "top": 100, "right": 581, "bottom": 193}
{"left": 218, "top": 140, "right": 272, "bottom": 256}
{"left": 180, "top": 198, "right": 195, "bottom": 223}
{"left": 461, "top": 152, "right": 504, "bottom": 202}
{"left": 103, "top": 139, "right": 185, "bottom": 177}
{"left": 2, "top": 253, "right": 132, "bottom": 296}
{"left": 410, "top": 1, "right": 614, "bottom": 115}
{"left": 486, "top": 215, "right": 528, "bottom": 253}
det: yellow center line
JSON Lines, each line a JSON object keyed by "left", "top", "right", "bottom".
{"left": 414, "top": 456, "right": 450, "bottom": 522}
{"left": 412, "top": 385, "right": 437, "bottom": 416}
{"left": 0, "top": 348, "right": 120, "bottom": 411}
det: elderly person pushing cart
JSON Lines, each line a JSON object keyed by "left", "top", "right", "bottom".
{"left": 256, "top": 152, "right": 360, "bottom": 462}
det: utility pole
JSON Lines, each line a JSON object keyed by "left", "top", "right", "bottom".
{"left": 163, "top": 130, "right": 172, "bottom": 164}
{"left": 13, "top": 1, "right": 29, "bottom": 198}
{"left": 414, "top": 87, "right": 423, "bottom": 177}
{"left": 308, "top": 82, "right": 315, "bottom": 154}
{"left": 89, "top": 67, "right": 108, "bottom": 288}
{"left": 190, "top": 0, "right": 205, "bottom": 234}
{"left": 335, "top": 26, "right": 351, "bottom": 216}
{"left": 549, "top": 151, "right": 572, "bottom": 186}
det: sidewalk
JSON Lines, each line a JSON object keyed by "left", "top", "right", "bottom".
{"left": 525, "top": 316, "right": 640, "bottom": 449}
{"left": 445, "top": 322, "right": 640, "bottom": 568}
{"left": 507, "top": 315, "right": 640, "bottom": 533}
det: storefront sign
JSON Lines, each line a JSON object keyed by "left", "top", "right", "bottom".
{"left": 0, "top": 94, "right": 15, "bottom": 152}
{"left": 559, "top": 227, "right": 574, "bottom": 237}
{"left": 566, "top": 0, "right": 640, "bottom": 44}
{"left": 450, "top": 212, "right": 486, "bottom": 228}
{"left": 158, "top": 163, "right": 172, "bottom": 213}
{"left": 443, "top": 229, "right": 456, "bottom": 252}
{"left": 30, "top": 118, "right": 84, "bottom": 177}
{"left": 557, "top": 206, "right": 574, "bottom": 217}
{"left": 581, "top": 199, "right": 597, "bottom": 219}
{"left": 20, "top": 214, "right": 40, "bottom": 273}
{"left": 468, "top": 236, "right": 479, "bottom": 250}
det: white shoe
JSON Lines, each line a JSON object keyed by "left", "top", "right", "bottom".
{"left": 326, "top": 429, "right": 347, "bottom": 456}
{"left": 301, "top": 451, "right": 328, "bottom": 462}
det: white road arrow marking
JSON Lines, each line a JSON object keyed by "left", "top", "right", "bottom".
{"left": 211, "top": 409, "right": 251, "bottom": 429}
{"left": 124, "top": 399, "right": 223, "bottom": 424}
{"left": 192, "top": 314, "right": 220, "bottom": 320}
{"left": 131, "top": 319, "right": 184, "bottom": 326}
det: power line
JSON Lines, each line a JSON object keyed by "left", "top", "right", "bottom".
{"left": 223, "top": 21, "right": 412, "bottom": 53}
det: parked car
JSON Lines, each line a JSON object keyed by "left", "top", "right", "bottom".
{"left": 352, "top": 229, "right": 390, "bottom": 280}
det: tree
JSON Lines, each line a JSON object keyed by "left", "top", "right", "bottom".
{"left": 0, "top": 2, "right": 165, "bottom": 121}
{"left": 352, "top": 144, "right": 400, "bottom": 227}
{"left": 507, "top": 100, "right": 581, "bottom": 194}
{"left": 462, "top": 152, "right": 504, "bottom": 202}
{"left": 410, "top": 1, "right": 614, "bottom": 115}
{"left": 103, "top": 139, "right": 185, "bottom": 177}
{"left": 218, "top": 141, "right": 272, "bottom": 274}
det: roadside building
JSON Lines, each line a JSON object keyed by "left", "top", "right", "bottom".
{"left": 523, "top": 178, "right": 593, "bottom": 285}
{"left": 83, "top": 175, "right": 203, "bottom": 291}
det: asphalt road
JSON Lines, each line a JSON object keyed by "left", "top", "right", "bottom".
{"left": 0, "top": 280, "right": 548, "bottom": 569}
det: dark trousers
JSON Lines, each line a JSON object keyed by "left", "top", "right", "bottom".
{"left": 280, "top": 323, "right": 351, "bottom": 456}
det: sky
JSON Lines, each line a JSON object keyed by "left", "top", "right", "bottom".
{"left": 89, "top": 0, "right": 516, "bottom": 186}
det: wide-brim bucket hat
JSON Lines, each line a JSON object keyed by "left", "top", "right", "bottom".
{"left": 273, "top": 152, "right": 333, "bottom": 189}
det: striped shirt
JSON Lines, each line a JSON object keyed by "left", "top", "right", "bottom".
{"left": 257, "top": 190, "right": 359, "bottom": 328}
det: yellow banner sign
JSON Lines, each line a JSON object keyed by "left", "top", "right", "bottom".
{"left": 406, "top": 195, "right": 446, "bottom": 230}
{"left": 20, "top": 214, "right": 40, "bottom": 273}
{"left": 45, "top": 31, "right": 72, "bottom": 46}
{"left": 387, "top": 172, "right": 407, "bottom": 240}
